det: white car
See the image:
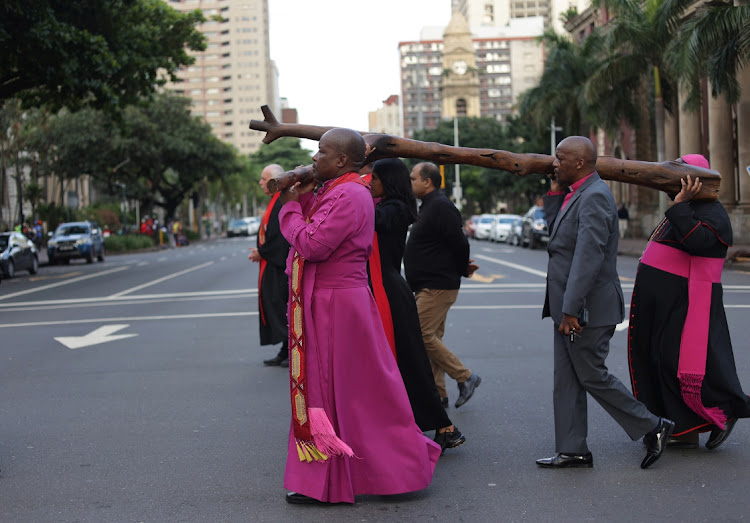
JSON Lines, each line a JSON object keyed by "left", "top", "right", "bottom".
{"left": 489, "top": 214, "right": 522, "bottom": 243}
{"left": 243, "top": 217, "right": 261, "bottom": 236}
{"left": 473, "top": 214, "right": 496, "bottom": 240}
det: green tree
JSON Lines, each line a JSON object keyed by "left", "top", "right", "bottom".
{"left": 519, "top": 30, "right": 606, "bottom": 139}
{"left": 413, "top": 116, "right": 548, "bottom": 213}
{"left": 589, "top": 0, "right": 696, "bottom": 162}
{"left": 666, "top": 1, "right": 750, "bottom": 110}
{"left": 0, "top": 0, "right": 206, "bottom": 114}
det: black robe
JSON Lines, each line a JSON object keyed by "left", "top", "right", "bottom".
{"left": 371, "top": 199, "right": 452, "bottom": 431}
{"left": 257, "top": 196, "right": 290, "bottom": 346}
{"left": 628, "top": 200, "right": 750, "bottom": 435}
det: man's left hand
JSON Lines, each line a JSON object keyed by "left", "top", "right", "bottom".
{"left": 248, "top": 247, "right": 262, "bottom": 262}
{"left": 467, "top": 259, "right": 479, "bottom": 277}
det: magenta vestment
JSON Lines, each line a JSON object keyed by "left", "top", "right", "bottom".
{"left": 278, "top": 175, "right": 440, "bottom": 504}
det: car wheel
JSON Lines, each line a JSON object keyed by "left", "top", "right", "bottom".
{"left": 86, "top": 250, "right": 94, "bottom": 263}
{"left": 29, "top": 255, "right": 38, "bottom": 274}
{"left": 6, "top": 259, "right": 15, "bottom": 278}
{"left": 97, "top": 247, "right": 105, "bottom": 262}
{"left": 61, "top": 258, "right": 70, "bottom": 265}
{"left": 529, "top": 234, "right": 539, "bottom": 250}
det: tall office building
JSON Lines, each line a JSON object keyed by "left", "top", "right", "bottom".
{"left": 454, "top": 0, "right": 589, "bottom": 33}
{"left": 164, "top": 0, "right": 280, "bottom": 154}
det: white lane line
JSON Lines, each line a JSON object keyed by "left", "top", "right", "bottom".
{"left": 0, "top": 293, "right": 256, "bottom": 313}
{"left": 109, "top": 261, "right": 215, "bottom": 298}
{"left": 0, "top": 266, "right": 130, "bottom": 301}
{"left": 473, "top": 253, "right": 547, "bottom": 278}
{"left": 0, "top": 311, "right": 256, "bottom": 329}
{"left": 0, "top": 288, "right": 257, "bottom": 309}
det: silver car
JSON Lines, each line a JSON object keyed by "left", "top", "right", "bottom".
{"left": 0, "top": 232, "right": 39, "bottom": 278}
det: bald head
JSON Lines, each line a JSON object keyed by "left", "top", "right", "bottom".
{"left": 553, "top": 136, "right": 597, "bottom": 186}
{"left": 260, "top": 163, "right": 284, "bottom": 196}
{"left": 313, "top": 128, "right": 365, "bottom": 181}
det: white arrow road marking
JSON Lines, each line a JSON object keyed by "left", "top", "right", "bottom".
{"left": 54, "top": 324, "right": 138, "bottom": 349}
{"left": 616, "top": 319, "right": 629, "bottom": 332}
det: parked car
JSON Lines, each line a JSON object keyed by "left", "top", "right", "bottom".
{"left": 489, "top": 214, "right": 522, "bottom": 243}
{"left": 474, "top": 214, "right": 496, "bottom": 240}
{"left": 227, "top": 217, "right": 259, "bottom": 237}
{"left": 47, "top": 221, "right": 105, "bottom": 264}
{"left": 0, "top": 231, "right": 39, "bottom": 278}
{"left": 244, "top": 216, "right": 261, "bottom": 236}
{"left": 507, "top": 217, "right": 524, "bottom": 246}
{"left": 520, "top": 205, "right": 549, "bottom": 249}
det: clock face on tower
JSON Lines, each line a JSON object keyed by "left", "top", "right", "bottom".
{"left": 452, "top": 60, "right": 468, "bottom": 76}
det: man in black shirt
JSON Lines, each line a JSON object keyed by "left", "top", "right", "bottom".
{"left": 404, "top": 162, "right": 481, "bottom": 409}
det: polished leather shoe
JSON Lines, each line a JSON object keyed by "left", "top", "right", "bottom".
{"left": 536, "top": 452, "right": 593, "bottom": 468}
{"left": 434, "top": 426, "right": 466, "bottom": 454}
{"left": 641, "top": 417, "right": 675, "bottom": 469}
{"left": 263, "top": 354, "right": 286, "bottom": 366}
{"left": 285, "top": 492, "right": 321, "bottom": 504}
{"left": 706, "top": 418, "right": 737, "bottom": 450}
{"left": 455, "top": 373, "right": 481, "bottom": 408}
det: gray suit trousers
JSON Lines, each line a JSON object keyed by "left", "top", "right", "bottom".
{"left": 553, "top": 324, "right": 659, "bottom": 454}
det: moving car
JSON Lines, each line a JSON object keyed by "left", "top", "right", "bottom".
{"left": 47, "top": 221, "right": 105, "bottom": 264}
{"left": 474, "top": 214, "right": 496, "bottom": 240}
{"left": 520, "top": 205, "right": 549, "bottom": 249}
{"left": 0, "top": 231, "right": 39, "bottom": 278}
{"left": 489, "top": 214, "right": 522, "bottom": 243}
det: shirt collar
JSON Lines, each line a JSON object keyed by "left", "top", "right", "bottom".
{"left": 569, "top": 172, "right": 595, "bottom": 193}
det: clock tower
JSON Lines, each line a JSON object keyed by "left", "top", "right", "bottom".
{"left": 441, "top": 10, "right": 480, "bottom": 119}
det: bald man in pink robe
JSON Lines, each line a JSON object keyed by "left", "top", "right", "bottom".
{"left": 278, "top": 128, "right": 440, "bottom": 505}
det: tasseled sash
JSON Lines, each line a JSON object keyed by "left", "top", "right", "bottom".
{"left": 640, "top": 241, "right": 727, "bottom": 429}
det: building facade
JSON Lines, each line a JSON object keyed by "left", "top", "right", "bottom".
{"left": 368, "top": 95, "right": 402, "bottom": 136}
{"left": 164, "top": 0, "right": 279, "bottom": 154}
{"left": 399, "top": 14, "right": 544, "bottom": 137}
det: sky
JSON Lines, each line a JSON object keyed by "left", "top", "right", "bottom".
{"left": 267, "top": 0, "right": 452, "bottom": 142}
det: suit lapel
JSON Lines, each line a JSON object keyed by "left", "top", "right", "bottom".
{"left": 548, "top": 172, "right": 600, "bottom": 243}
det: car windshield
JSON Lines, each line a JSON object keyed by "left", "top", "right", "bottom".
{"left": 479, "top": 217, "right": 493, "bottom": 224}
{"left": 533, "top": 209, "right": 546, "bottom": 221}
{"left": 0, "top": 235, "right": 8, "bottom": 249}
{"left": 56, "top": 225, "right": 89, "bottom": 235}
{"left": 230, "top": 219, "right": 245, "bottom": 227}
{"left": 498, "top": 217, "right": 516, "bottom": 224}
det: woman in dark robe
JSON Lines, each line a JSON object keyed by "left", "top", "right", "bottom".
{"left": 628, "top": 154, "right": 750, "bottom": 449}
{"left": 367, "top": 158, "right": 465, "bottom": 453}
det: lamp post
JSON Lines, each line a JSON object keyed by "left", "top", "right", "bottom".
{"left": 112, "top": 158, "right": 130, "bottom": 234}
{"left": 452, "top": 117, "right": 462, "bottom": 211}
{"left": 550, "top": 118, "right": 562, "bottom": 155}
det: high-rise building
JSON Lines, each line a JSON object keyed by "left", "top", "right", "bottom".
{"left": 454, "top": 0, "right": 590, "bottom": 33}
{"left": 399, "top": 13, "right": 543, "bottom": 137}
{"left": 368, "top": 95, "right": 402, "bottom": 136}
{"left": 163, "top": 0, "right": 280, "bottom": 154}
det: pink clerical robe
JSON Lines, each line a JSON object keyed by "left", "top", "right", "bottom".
{"left": 279, "top": 174, "right": 440, "bottom": 504}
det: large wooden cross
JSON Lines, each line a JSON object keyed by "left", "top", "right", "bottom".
{"left": 249, "top": 105, "right": 719, "bottom": 201}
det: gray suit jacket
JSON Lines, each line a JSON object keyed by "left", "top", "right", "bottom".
{"left": 542, "top": 172, "right": 624, "bottom": 327}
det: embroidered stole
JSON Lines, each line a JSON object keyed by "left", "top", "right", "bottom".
{"left": 289, "top": 173, "right": 366, "bottom": 462}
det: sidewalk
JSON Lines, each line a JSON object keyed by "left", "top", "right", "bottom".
{"left": 618, "top": 237, "right": 750, "bottom": 272}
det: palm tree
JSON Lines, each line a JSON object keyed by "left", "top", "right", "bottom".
{"left": 666, "top": 0, "right": 750, "bottom": 111}
{"left": 588, "top": 0, "right": 697, "bottom": 162}
{"left": 519, "top": 30, "right": 606, "bottom": 141}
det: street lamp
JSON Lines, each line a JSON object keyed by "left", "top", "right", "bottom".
{"left": 112, "top": 158, "right": 130, "bottom": 234}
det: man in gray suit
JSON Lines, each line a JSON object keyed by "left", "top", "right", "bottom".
{"left": 536, "top": 136, "right": 674, "bottom": 470}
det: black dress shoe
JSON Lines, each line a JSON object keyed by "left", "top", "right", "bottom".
{"left": 536, "top": 452, "right": 593, "bottom": 468}
{"left": 641, "top": 417, "right": 675, "bottom": 469}
{"left": 263, "top": 354, "right": 286, "bottom": 366}
{"left": 455, "top": 373, "right": 481, "bottom": 408}
{"left": 285, "top": 491, "right": 321, "bottom": 504}
{"left": 280, "top": 358, "right": 289, "bottom": 368}
{"left": 706, "top": 418, "right": 737, "bottom": 450}
{"left": 434, "top": 426, "right": 466, "bottom": 454}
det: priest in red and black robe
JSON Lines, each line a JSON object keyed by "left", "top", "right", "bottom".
{"left": 628, "top": 154, "right": 750, "bottom": 450}
{"left": 249, "top": 164, "right": 291, "bottom": 367}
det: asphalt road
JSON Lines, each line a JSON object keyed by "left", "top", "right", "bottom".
{"left": 1, "top": 236, "right": 749, "bottom": 522}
